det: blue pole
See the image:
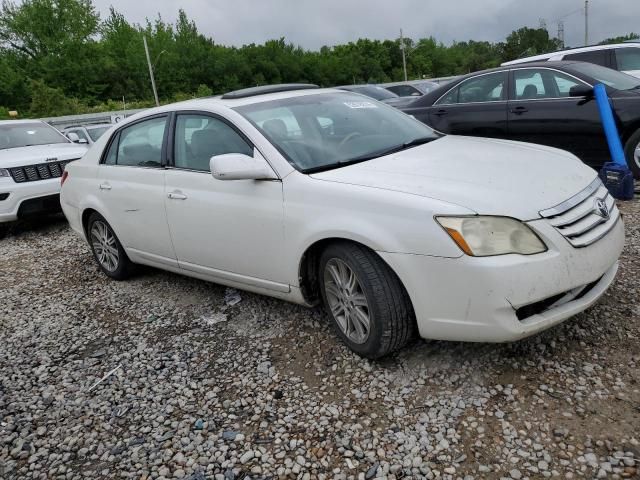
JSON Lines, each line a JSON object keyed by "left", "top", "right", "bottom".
{"left": 593, "top": 83, "right": 626, "bottom": 166}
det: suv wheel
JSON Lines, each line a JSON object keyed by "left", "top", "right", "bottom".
{"left": 87, "top": 212, "right": 133, "bottom": 280}
{"left": 624, "top": 129, "right": 640, "bottom": 179}
{"left": 319, "top": 242, "right": 416, "bottom": 359}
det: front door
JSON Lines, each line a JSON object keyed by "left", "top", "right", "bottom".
{"left": 164, "top": 112, "right": 288, "bottom": 291}
{"left": 97, "top": 115, "right": 177, "bottom": 267}
{"left": 425, "top": 71, "right": 509, "bottom": 138}
{"left": 507, "top": 67, "right": 607, "bottom": 168}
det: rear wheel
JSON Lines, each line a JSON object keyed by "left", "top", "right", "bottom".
{"left": 87, "top": 212, "right": 133, "bottom": 280}
{"left": 624, "top": 129, "right": 640, "bottom": 179}
{"left": 318, "top": 242, "right": 416, "bottom": 359}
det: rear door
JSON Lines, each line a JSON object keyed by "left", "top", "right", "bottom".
{"left": 97, "top": 115, "right": 177, "bottom": 267}
{"left": 506, "top": 67, "right": 607, "bottom": 168}
{"left": 425, "top": 71, "right": 509, "bottom": 138}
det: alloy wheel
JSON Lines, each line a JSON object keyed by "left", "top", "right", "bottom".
{"left": 90, "top": 220, "right": 119, "bottom": 272}
{"left": 323, "top": 258, "right": 371, "bottom": 344}
{"left": 634, "top": 140, "right": 640, "bottom": 169}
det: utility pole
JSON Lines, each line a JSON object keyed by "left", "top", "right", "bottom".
{"left": 557, "top": 21, "right": 565, "bottom": 49}
{"left": 400, "top": 29, "right": 408, "bottom": 82}
{"left": 143, "top": 36, "right": 160, "bottom": 107}
{"left": 584, "top": 0, "right": 589, "bottom": 46}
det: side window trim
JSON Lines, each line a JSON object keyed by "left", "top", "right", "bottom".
{"left": 508, "top": 67, "right": 592, "bottom": 102}
{"left": 99, "top": 114, "right": 169, "bottom": 167}
{"left": 434, "top": 71, "right": 508, "bottom": 106}
{"left": 169, "top": 110, "right": 257, "bottom": 172}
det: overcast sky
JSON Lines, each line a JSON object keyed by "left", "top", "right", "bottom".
{"left": 93, "top": 0, "right": 639, "bottom": 49}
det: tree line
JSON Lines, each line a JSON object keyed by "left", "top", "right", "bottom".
{"left": 0, "top": 0, "right": 637, "bottom": 119}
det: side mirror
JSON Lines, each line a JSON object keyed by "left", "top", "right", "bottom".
{"left": 210, "top": 150, "right": 278, "bottom": 181}
{"left": 569, "top": 85, "right": 594, "bottom": 98}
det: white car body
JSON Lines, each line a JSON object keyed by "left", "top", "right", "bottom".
{"left": 60, "top": 88, "right": 624, "bottom": 345}
{"left": 502, "top": 43, "right": 640, "bottom": 79}
{"left": 0, "top": 120, "right": 88, "bottom": 223}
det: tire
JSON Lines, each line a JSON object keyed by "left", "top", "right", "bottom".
{"left": 318, "top": 241, "right": 416, "bottom": 359}
{"left": 623, "top": 129, "right": 640, "bottom": 179}
{"left": 86, "top": 212, "right": 133, "bottom": 280}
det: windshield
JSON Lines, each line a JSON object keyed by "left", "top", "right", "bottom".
{"left": 235, "top": 92, "right": 439, "bottom": 173}
{"left": 569, "top": 63, "right": 640, "bottom": 91}
{"left": 87, "top": 126, "right": 110, "bottom": 142}
{"left": 0, "top": 122, "right": 68, "bottom": 150}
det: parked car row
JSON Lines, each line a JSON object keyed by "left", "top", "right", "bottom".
{"left": 0, "top": 120, "right": 112, "bottom": 224}
{"left": 58, "top": 84, "right": 624, "bottom": 358}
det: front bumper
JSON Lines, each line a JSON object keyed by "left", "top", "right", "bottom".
{"left": 379, "top": 216, "right": 625, "bottom": 342}
{"left": 0, "top": 178, "right": 62, "bottom": 223}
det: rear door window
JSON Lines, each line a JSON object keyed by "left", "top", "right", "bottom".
{"left": 436, "top": 71, "right": 507, "bottom": 105}
{"left": 103, "top": 116, "right": 167, "bottom": 167}
{"left": 564, "top": 50, "right": 609, "bottom": 67}
{"left": 614, "top": 48, "right": 640, "bottom": 71}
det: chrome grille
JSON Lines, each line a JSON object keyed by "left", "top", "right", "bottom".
{"left": 9, "top": 159, "right": 77, "bottom": 183}
{"left": 540, "top": 178, "right": 620, "bottom": 248}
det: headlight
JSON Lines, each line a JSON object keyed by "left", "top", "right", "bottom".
{"left": 0, "top": 168, "right": 9, "bottom": 178}
{"left": 436, "top": 216, "right": 547, "bottom": 257}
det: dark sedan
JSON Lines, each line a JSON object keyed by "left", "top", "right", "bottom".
{"left": 401, "top": 61, "right": 640, "bottom": 177}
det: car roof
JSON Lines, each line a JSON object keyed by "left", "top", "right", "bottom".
{"left": 502, "top": 42, "right": 640, "bottom": 66}
{"left": 408, "top": 61, "right": 587, "bottom": 108}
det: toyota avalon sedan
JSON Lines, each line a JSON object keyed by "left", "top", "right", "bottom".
{"left": 60, "top": 84, "right": 624, "bottom": 358}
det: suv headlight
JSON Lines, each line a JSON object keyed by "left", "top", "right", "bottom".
{"left": 0, "top": 168, "right": 9, "bottom": 178}
{"left": 436, "top": 216, "right": 547, "bottom": 257}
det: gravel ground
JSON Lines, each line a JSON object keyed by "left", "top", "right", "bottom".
{"left": 0, "top": 200, "right": 639, "bottom": 480}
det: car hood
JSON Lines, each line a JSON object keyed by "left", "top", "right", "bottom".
{"left": 310, "top": 135, "right": 597, "bottom": 220}
{"left": 0, "top": 143, "right": 88, "bottom": 168}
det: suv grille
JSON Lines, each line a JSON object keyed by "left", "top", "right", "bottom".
{"left": 540, "top": 178, "right": 620, "bottom": 248}
{"left": 9, "top": 159, "right": 78, "bottom": 183}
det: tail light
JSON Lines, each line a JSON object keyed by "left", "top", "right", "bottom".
{"left": 60, "top": 170, "right": 69, "bottom": 186}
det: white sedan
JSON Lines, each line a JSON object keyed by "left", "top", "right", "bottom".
{"left": 60, "top": 84, "right": 624, "bottom": 358}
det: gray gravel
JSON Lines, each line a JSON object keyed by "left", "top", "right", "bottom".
{"left": 0, "top": 201, "right": 639, "bottom": 480}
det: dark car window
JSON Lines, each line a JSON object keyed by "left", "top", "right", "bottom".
{"left": 568, "top": 62, "right": 640, "bottom": 91}
{"left": 513, "top": 69, "right": 586, "bottom": 100}
{"left": 355, "top": 86, "right": 398, "bottom": 101}
{"left": 386, "top": 85, "right": 423, "bottom": 97}
{"left": 564, "top": 50, "right": 608, "bottom": 67}
{"left": 435, "top": 72, "right": 507, "bottom": 105}
{"left": 87, "top": 126, "right": 110, "bottom": 142}
{"left": 174, "top": 114, "right": 253, "bottom": 171}
{"left": 615, "top": 48, "right": 640, "bottom": 71}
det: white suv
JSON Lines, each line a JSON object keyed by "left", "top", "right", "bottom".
{"left": 60, "top": 85, "right": 624, "bottom": 358}
{"left": 502, "top": 42, "right": 640, "bottom": 78}
{"left": 0, "top": 120, "right": 88, "bottom": 223}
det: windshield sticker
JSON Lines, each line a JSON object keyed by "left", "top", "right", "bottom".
{"left": 343, "top": 101, "right": 378, "bottom": 109}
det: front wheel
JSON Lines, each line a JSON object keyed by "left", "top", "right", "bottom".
{"left": 87, "top": 212, "right": 133, "bottom": 280}
{"left": 319, "top": 242, "right": 416, "bottom": 359}
{"left": 624, "top": 129, "right": 640, "bottom": 179}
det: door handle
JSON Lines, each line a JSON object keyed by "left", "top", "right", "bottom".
{"left": 167, "top": 192, "right": 187, "bottom": 200}
{"left": 434, "top": 109, "right": 449, "bottom": 116}
{"left": 99, "top": 183, "right": 111, "bottom": 190}
{"left": 510, "top": 106, "right": 529, "bottom": 114}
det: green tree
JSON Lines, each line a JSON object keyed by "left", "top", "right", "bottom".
{"left": 499, "top": 27, "right": 562, "bottom": 63}
{"left": 599, "top": 33, "right": 639, "bottom": 45}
